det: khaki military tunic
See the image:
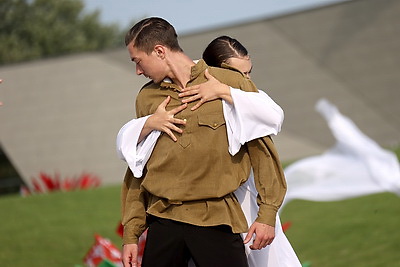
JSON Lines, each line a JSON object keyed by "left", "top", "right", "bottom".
{"left": 121, "top": 60, "right": 287, "bottom": 244}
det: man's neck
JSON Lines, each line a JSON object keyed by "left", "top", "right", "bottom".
{"left": 166, "top": 52, "right": 196, "bottom": 89}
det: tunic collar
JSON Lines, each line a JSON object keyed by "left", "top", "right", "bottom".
{"left": 160, "top": 59, "right": 208, "bottom": 91}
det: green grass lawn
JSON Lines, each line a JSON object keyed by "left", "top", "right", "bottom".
{"left": 0, "top": 186, "right": 122, "bottom": 267}
{"left": 280, "top": 193, "right": 400, "bottom": 267}
{"left": 0, "top": 186, "right": 399, "bottom": 266}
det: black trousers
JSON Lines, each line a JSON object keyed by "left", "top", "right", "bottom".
{"left": 141, "top": 217, "right": 249, "bottom": 267}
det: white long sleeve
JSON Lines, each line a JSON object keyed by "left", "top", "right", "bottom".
{"left": 223, "top": 88, "right": 284, "bottom": 155}
{"left": 116, "top": 115, "right": 161, "bottom": 177}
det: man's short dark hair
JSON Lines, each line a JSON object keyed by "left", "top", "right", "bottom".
{"left": 125, "top": 17, "right": 183, "bottom": 54}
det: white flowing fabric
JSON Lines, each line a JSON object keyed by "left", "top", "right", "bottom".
{"left": 116, "top": 115, "right": 161, "bottom": 177}
{"left": 282, "top": 99, "right": 400, "bottom": 208}
{"left": 235, "top": 170, "right": 302, "bottom": 267}
{"left": 116, "top": 88, "right": 283, "bottom": 178}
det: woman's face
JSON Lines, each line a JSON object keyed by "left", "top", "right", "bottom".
{"left": 226, "top": 56, "right": 253, "bottom": 78}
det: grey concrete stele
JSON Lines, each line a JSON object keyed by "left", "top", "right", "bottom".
{"left": 0, "top": 0, "right": 399, "bottom": 187}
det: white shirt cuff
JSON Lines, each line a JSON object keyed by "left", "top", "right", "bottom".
{"left": 116, "top": 116, "right": 160, "bottom": 178}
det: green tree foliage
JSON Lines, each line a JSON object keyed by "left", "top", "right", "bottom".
{"left": 0, "top": 0, "right": 123, "bottom": 65}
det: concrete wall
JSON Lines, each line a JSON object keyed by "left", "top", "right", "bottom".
{"left": 0, "top": 0, "right": 398, "bottom": 187}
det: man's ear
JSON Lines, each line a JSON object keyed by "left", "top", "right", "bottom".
{"left": 154, "top": 45, "right": 166, "bottom": 59}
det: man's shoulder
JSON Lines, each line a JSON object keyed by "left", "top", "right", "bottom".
{"left": 135, "top": 81, "right": 162, "bottom": 117}
{"left": 140, "top": 80, "right": 158, "bottom": 90}
{"left": 208, "top": 67, "right": 257, "bottom": 92}
{"left": 208, "top": 66, "right": 243, "bottom": 78}
{"left": 136, "top": 81, "right": 163, "bottom": 98}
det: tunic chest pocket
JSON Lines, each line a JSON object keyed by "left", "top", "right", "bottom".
{"left": 197, "top": 113, "right": 226, "bottom": 130}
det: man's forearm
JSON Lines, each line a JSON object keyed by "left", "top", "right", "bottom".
{"left": 121, "top": 168, "right": 148, "bottom": 244}
{"left": 246, "top": 136, "right": 287, "bottom": 226}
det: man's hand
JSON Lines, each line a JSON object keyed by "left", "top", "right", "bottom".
{"left": 179, "top": 69, "right": 232, "bottom": 111}
{"left": 122, "top": 243, "right": 139, "bottom": 267}
{"left": 144, "top": 96, "right": 187, "bottom": 142}
{"left": 243, "top": 222, "right": 275, "bottom": 250}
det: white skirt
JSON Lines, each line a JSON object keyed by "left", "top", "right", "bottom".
{"left": 234, "top": 171, "right": 302, "bottom": 267}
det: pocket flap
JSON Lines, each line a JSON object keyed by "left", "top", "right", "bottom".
{"left": 198, "top": 114, "right": 226, "bottom": 130}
